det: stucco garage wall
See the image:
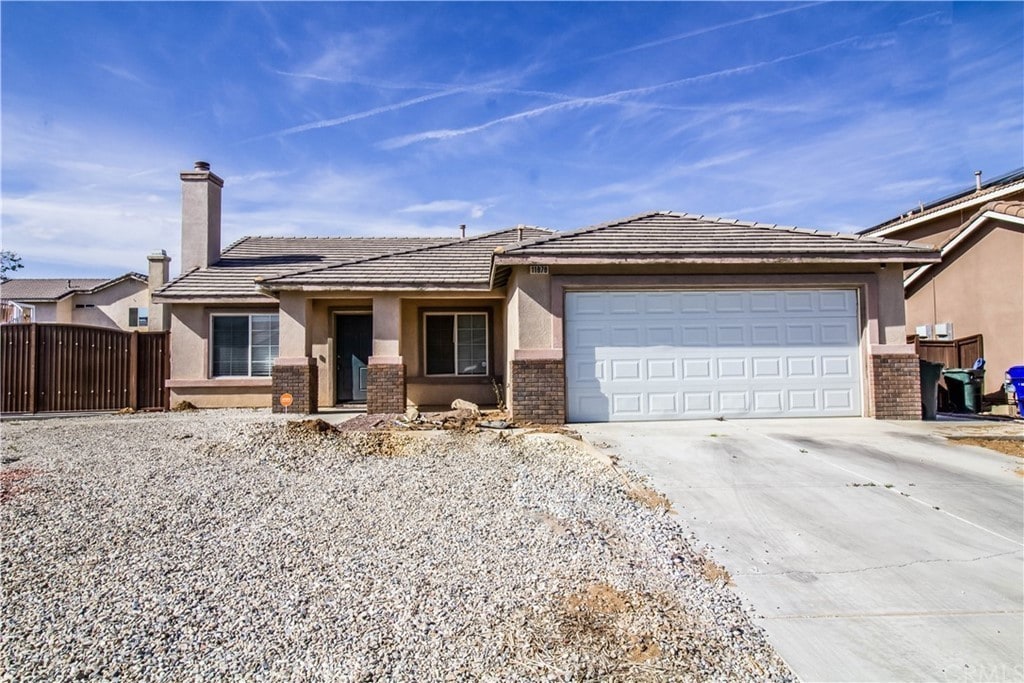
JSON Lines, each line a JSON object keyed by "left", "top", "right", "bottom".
{"left": 506, "top": 263, "right": 913, "bottom": 421}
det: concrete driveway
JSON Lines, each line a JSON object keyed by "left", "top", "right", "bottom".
{"left": 576, "top": 418, "right": 1024, "bottom": 682}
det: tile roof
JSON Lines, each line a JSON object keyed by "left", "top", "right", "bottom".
{"left": 988, "top": 200, "right": 1024, "bottom": 220}
{"left": 0, "top": 274, "right": 146, "bottom": 302}
{"left": 495, "top": 211, "right": 939, "bottom": 261}
{"left": 861, "top": 167, "right": 1024, "bottom": 236}
{"left": 903, "top": 200, "right": 1024, "bottom": 291}
{"left": 261, "top": 227, "right": 552, "bottom": 290}
{"left": 156, "top": 236, "right": 455, "bottom": 299}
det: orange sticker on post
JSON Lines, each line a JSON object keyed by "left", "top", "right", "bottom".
{"left": 280, "top": 393, "right": 294, "bottom": 408}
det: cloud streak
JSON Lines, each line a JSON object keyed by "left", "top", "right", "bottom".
{"left": 380, "top": 35, "right": 866, "bottom": 150}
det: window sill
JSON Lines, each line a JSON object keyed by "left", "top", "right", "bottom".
{"left": 408, "top": 375, "right": 502, "bottom": 385}
{"left": 166, "top": 378, "right": 273, "bottom": 388}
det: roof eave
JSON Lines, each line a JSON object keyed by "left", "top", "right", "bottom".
{"left": 256, "top": 282, "right": 497, "bottom": 293}
{"left": 493, "top": 252, "right": 941, "bottom": 266}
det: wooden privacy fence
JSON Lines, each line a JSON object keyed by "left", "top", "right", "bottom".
{"left": 909, "top": 333, "right": 984, "bottom": 370}
{"left": 1, "top": 323, "right": 169, "bottom": 414}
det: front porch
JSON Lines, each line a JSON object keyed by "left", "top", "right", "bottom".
{"left": 271, "top": 292, "right": 507, "bottom": 414}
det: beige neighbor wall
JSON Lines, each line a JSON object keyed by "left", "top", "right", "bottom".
{"left": 166, "top": 303, "right": 278, "bottom": 408}
{"left": 31, "top": 302, "right": 62, "bottom": 323}
{"left": 906, "top": 221, "right": 1024, "bottom": 393}
{"left": 71, "top": 280, "right": 150, "bottom": 331}
{"left": 506, "top": 262, "right": 903, "bottom": 418}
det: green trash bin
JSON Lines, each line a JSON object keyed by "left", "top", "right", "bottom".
{"left": 942, "top": 368, "right": 984, "bottom": 413}
{"left": 919, "top": 360, "right": 943, "bottom": 420}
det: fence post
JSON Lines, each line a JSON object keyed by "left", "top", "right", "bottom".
{"left": 28, "top": 323, "right": 38, "bottom": 414}
{"left": 129, "top": 331, "right": 139, "bottom": 410}
{"left": 162, "top": 331, "right": 171, "bottom": 410}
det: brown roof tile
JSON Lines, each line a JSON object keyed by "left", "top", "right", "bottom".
{"left": 261, "top": 227, "right": 551, "bottom": 290}
{"left": 156, "top": 236, "right": 455, "bottom": 299}
{"left": 0, "top": 274, "right": 145, "bottom": 302}
{"left": 497, "top": 211, "right": 938, "bottom": 261}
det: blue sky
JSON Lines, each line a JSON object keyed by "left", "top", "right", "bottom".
{"left": 2, "top": 1, "right": 1021, "bottom": 279}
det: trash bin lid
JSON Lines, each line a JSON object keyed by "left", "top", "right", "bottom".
{"left": 1007, "top": 365, "right": 1024, "bottom": 381}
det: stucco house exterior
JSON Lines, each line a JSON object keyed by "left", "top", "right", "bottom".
{"left": 155, "top": 162, "right": 939, "bottom": 423}
{"left": 1, "top": 255, "right": 171, "bottom": 331}
{"left": 860, "top": 169, "right": 1024, "bottom": 395}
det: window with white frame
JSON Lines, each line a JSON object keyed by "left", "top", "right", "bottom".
{"left": 211, "top": 314, "right": 279, "bottom": 377}
{"left": 128, "top": 307, "right": 149, "bottom": 327}
{"left": 424, "top": 312, "right": 488, "bottom": 376}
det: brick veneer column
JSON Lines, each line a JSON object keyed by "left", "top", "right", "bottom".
{"left": 870, "top": 354, "right": 921, "bottom": 420}
{"left": 367, "top": 363, "right": 406, "bottom": 414}
{"left": 271, "top": 358, "right": 318, "bottom": 414}
{"left": 511, "top": 359, "right": 566, "bottom": 424}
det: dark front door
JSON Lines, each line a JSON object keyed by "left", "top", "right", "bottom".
{"left": 336, "top": 314, "right": 372, "bottom": 403}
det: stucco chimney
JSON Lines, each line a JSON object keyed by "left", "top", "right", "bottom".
{"left": 974, "top": 170, "right": 982, "bottom": 191}
{"left": 147, "top": 250, "right": 171, "bottom": 331}
{"left": 180, "top": 161, "right": 224, "bottom": 271}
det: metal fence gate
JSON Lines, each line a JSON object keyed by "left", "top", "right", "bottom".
{"left": 1, "top": 324, "right": 169, "bottom": 413}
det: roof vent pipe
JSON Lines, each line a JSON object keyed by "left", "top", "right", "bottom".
{"left": 459, "top": 224, "right": 466, "bottom": 240}
{"left": 975, "top": 170, "right": 982, "bottom": 191}
{"left": 517, "top": 224, "right": 524, "bottom": 241}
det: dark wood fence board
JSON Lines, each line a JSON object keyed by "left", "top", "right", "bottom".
{"left": 1, "top": 323, "right": 169, "bottom": 413}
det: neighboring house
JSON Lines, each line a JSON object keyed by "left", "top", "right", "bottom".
{"left": 0, "top": 254, "right": 172, "bottom": 332}
{"left": 860, "top": 169, "right": 1024, "bottom": 395}
{"left": 155, "top": 162, "right": 938, "bottom": 423}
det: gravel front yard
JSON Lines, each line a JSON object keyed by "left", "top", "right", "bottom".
{"left": 1, "top": 411, "right": 791, "bottom": 681}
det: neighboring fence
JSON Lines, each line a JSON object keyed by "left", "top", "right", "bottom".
{"left": 1, "top": 323, "right": 169, "bottom": 413}
{"left": 908, "top": 333, "right": 984, "bottom": 370}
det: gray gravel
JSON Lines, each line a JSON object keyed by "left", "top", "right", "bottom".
{"left": 1, "top": 410, "right": 792, "bottom": 681}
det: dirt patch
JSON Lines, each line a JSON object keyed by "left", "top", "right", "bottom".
{"left": 626, "top": 484, "right": 673, "bottom": 512}
{"left": 170, "top": 400, "right": 198, "bottom": 412}
{"left": 287, "top": 418, "right": 339, "bottom": 434}
{"left": 947, "top": 436, "right": 1024, "bottom": 458}
{"left": 698, "top": 555, "right": 733, "bottom": 586}
{"left": 1, "top": 468, "right": 43, "bottom": 503}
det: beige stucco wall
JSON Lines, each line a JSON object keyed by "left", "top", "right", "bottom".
{"left": 906, "top": 221, "right": 1024, "bottom": 392}
{"left": 31, "top": 302, "right": 62, "bottom": 323}
{"left": 71, "top": 280, "right": 150, "bottom": 330}
{"left": 166, "top": 302, "right": 278, "bottom": 408}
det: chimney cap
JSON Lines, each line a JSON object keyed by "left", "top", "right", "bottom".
{"left": 147, "top": 249, "right": 169, "bottom": 261}
{"left": 194, "top": 161, "right": 211, "bottom": 171}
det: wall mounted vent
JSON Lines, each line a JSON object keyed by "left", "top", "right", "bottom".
{"left": 915, "top": 325, "right": 932, "bottom": 339}
{"left": 934, "top": 322, "right": 954, "bottom": 339}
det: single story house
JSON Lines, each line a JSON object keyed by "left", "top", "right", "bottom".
{"left": 860, "top": 168, "right": 1024, "bottom": 395}
{"left": 155, "top": 162, "right": 939, "bottom": 423}
{"left": 1, "top": 255, "right": 171, "bottom": 331}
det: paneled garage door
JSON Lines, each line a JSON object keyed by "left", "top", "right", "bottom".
{"left": 565, "top": 289, "right": 863, "bottom": 422}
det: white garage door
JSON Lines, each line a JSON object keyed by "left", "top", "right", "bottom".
{"left": 565, "top": 289, "right": 863, "bottom": 422}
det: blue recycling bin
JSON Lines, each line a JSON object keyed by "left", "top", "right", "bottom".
{"left": 1006, "top": 366, "right": 1024, "bottom": 417}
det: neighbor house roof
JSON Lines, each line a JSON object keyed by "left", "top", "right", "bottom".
{"left": 493, "top": 211, "right": 940, "bottom": 264}
{"left": 259, "top": 227, "right": 552, "bottom": 292}
{"left": 0, "top": 273, "right": 147, "bottom": 303}
{"left": 861, "top": 167, "right": 1024, "bottom": 238}
{"left": 155, "top": 235, "right": 461, "bottom": 300}
{"left": 903, "top": 200, "right": 1024, "bottom": 292}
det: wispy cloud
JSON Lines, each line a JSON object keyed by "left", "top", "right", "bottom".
{"left": 96, "top": 63, "right": 150, "bottom": 87}
{"left": 592, "top": 2, "right": 826, "bottom": 62}
{"left": 380, "top": 35, "right": 866, "bottom": 150}
{"left": 246, "top": 88, "right": 465, "bottom": 141}
{"left": 398, "top": 199, "right": 492, "bottom": 219}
